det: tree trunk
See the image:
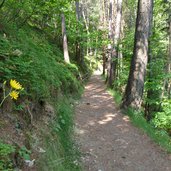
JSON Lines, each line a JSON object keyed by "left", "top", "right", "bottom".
{"left": 167, "top": 13, "right": 171, "bottom": 98}
{"left": 75, "top": 1, "right": 82, "bottom": 65}
{"left": 106, "top": 0, "right": 114, "bottom": 87}
{"left": 82, "top": 5, "right": 91, "bottom": 56}
{"left": 106, "top": 0, "right": 122, "bottom": 87}
{"left": 122, "top": 0, "right": 153, "bottom": 109}
{"left": 113, "top": 0, "right": 123, "bottom": 82}
{"left": 102, "top": 47, "right": 106, "bottom": 75}
{"left": 99, "top": 0, "right": 108, "bottom": 76}
{"left": 144, "top": 0, "right": 157, "bottom": 121}
{"left": 61, "top": 13, "right": 70, "bottom": 63}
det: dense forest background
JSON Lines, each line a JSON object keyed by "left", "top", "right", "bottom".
{"left": 0, "top": 0, "right": 171, "bottom": 170}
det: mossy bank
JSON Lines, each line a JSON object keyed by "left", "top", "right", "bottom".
{"left": 0, "top": 22, "right": 88, "bottom": 171}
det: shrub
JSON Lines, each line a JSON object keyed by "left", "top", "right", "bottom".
{"left": 0, "top": 25, "right": 82, "bottom": 101}
{"left": 152, "top": 99, "right": 171, "bottom": 132}
{"left": 0, "top": 142, "right": 15, "bottom": 171}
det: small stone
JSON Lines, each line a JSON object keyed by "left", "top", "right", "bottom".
{"left": 38, "top": 147, "right": 46, "bottom": 153}
{"left": 25, "top": 159, "right": 35, "bottom": 167}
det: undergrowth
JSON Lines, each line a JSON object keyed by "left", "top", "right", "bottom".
{"left": 0, "top": 22, "right": 85, "bottom": 170}
{"left": 38, "top": 97, "right": 82, "bottom": 171}
{"left": 109, "top": 89, "right": 171, "bottom": 153}
{"left": 0, "top": 23, "right": 82, "bottom": 102}
{"left": 0, "top": 142, "right": 15, "bottom": 171}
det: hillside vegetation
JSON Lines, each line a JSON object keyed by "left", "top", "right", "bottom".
{"left": 0, "top": 21, "right": 88, "bottom": 171}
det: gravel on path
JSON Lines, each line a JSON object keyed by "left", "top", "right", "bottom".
{"left": 75, "top": 75, "right": 171, "bottom": 171}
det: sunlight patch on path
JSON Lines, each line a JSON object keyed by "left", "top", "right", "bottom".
{"left": 75, "top": 75, "right": 171, "bottom": 171}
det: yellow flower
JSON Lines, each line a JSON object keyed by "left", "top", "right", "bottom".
{"left": 10, "top": 91, "right": 19, "bottom": 100}
{"left": 10, "top": 79, "right": 22, "bottom": 90}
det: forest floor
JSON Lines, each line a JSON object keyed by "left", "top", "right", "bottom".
{"left": 75, "top": 74, "right": 171, "bottom": 171}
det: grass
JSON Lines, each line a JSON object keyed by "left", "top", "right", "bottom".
{"left": 38, "top": 97, "right": 82, "bottom": 171}
{"left": 0, "top": 22, "right": 85, "bottom": 170}
{"left": 108, "top": 89, "right": 171, "bottom": 153}
{"left": 0, "top": 23, "right": 83, "bottom": 101}
{"left": 108, "top": 89, "right": 122, "bottom": 106}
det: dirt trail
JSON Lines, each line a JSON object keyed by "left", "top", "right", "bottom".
{"left": 75, "top": 74, "right": 171, "bottom": 171}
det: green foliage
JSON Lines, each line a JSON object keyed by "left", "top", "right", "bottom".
{"left": 0, "top": 18, "right": 84, "bottom": 170}
{"left": 152, "top": 100, "right": 171, "bottom": 131}
{"left": 121, "top": 29, "right": 134, "bottom": 59}
{"left": 126, "top": 108, "right": 171, "bottom": 153}
{"left": 0, "top": 0, "right": 100, "bottom": 170}
{"left": 109, "top": 89, "right": 171, "bottom": 152}
{"left": 115, "top": 29, "right": 135, "bottom": 92}
{"left": 0, "top": 24, "right": 83, "bottom": 101}
{"left": 143, "top": 0, "right": 169, "bottom": 122}
{"left": 38, "top": 98, "right": 81, "bottom": 171}
{"left": 108, "top": 89, "right": 122, "bottom": 106}
{"left": 54, "top": 98, "right": 81, "bottom": 170}
{"left": 0, "top": 142, "right": 32, "bottom": 170}
{"left": 0, "top": 142, "right": 15, "bottom": 171}
{"left": 18, "top": 146, "right": 31, "bottom": 160}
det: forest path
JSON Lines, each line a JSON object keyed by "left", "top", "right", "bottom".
{"left": 75, "top": 74, "right": 171, "bottom": 171}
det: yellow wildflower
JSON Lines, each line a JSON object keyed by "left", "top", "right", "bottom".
{"left": 10, "top": 91, "right": 19, "bottom": 100}
{"left": 10, "top": 79, "right": 22, "bottom": 90}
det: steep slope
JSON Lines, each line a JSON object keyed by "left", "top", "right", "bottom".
{"left": 0, "top": 23, "right": 84, "bottom": 171}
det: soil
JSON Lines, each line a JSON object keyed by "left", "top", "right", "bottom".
{"left": 0, "top": 101, "right": 55, "bottom": 171}
{"left": 75, "top": 74, "right": 171, "bottom": 171}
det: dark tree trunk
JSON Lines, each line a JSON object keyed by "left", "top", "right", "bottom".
{"left": 122, "top": 0, "right": 153, "bottom": 109}
{"left": 106, "top": 0, "right": 114, "bottom": 87}
{"left": 75, "top": 1, "right": 81, "bottom": 62}
{"left": 75, "top": 1, "right": 84, "bottom": 66}
{"left": 144, "top": 0, "right": 155, "bottom": 121}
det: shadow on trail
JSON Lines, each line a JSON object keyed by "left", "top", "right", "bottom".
{"left": 75, "top": 75, "right": 171, "bottom": 171}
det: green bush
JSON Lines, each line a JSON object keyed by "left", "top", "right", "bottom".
{"left": 0, "top": 23, "right": 84, "bottom": 171}
{"left": 152, "top": 99, "right": 171, "bottom": 131}
{"left": 38, "top": 98, "right": 81, "bottom": 171}
{"left": 0, "top": 142, "right": 15, "bottom": 171}
{"left": 0, "top": 24, "right": 82, "bottom": 101}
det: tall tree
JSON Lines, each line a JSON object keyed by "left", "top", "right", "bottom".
{"left": 106, "top": 0, "right": 114, "bottom": 87}
{"left": 113, "top": 0, "right": 123, "bottom": 82}
{"left": 167, "top": 3, "right": 171, "bottom": 98}
{"left": 75, "top": 1, "right": 84, "bottom": 66}
{"left": 122, "top": 0, "right": 153, "bottom": 109}
{"left": 101, "top": 0, "right": 108, "bottom": 75}
{"left": 106, "top": 0, "right": 123, "bottom": 87}
{"left": 61, "top": 13, "right": 70, "bottom": 63}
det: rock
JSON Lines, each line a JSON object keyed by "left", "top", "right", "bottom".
{"left": 25, "top": 159, "right": 35, "bottom": 167}
{"left": 44, "top": 102, "right": 55, "bottom": 118}
{"left": 38, "top": 147, "right": 46, "bottom": 153}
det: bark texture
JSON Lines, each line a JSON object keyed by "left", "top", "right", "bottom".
{"left": 75, "top": 1, "right": 83, "bottom": 66}
{"left": 107, "top": 0, "right": 122, "bottom": 87}
{"left": 113, "top": 0, "right": 123, "bottom": 82}
{"left": 61, "top": 13, "right": 70, "bottom": 63}
{"left": 122, "top": 0, "right": 153, "bottom": 109}
{"left": 168, "top": 13, "right": 171, "bottom": 98}
{"left": 106, "top": 0, "right": 114, "bottom": 87}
